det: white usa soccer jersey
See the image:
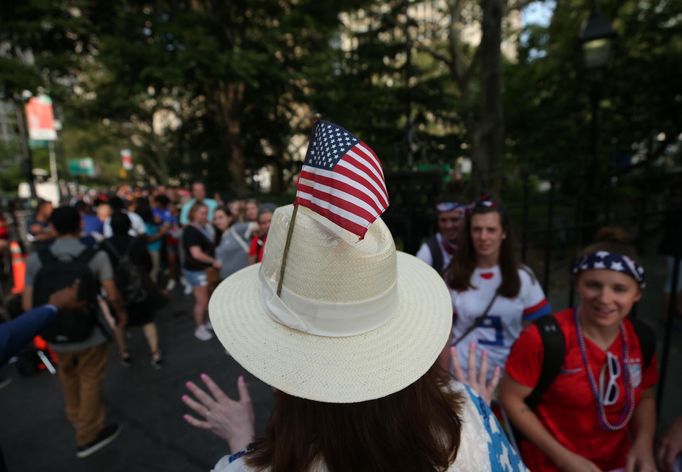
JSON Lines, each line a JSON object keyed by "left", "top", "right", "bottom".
{"left": 451, "top": 265, "right": 551, "bottom": 379}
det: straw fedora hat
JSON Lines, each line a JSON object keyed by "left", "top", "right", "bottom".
{"left": 209, "top": 204, "right": 452, "bottom": 403}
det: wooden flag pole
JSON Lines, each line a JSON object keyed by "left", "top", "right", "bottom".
{"left": 276, "top": 115, "right": 320, "bottom": 297}
{"left": 276, "top": 204, "right": 298, "bottom": 297}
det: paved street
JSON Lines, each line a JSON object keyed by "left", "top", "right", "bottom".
{"left": 0, "top": 290, "right": 274, "bottom": 472}
{"left": 1, "top": 251, "right": 680, "bottom": 472}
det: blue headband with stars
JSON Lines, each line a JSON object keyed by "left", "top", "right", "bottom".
{"left": 572, "top": 251, "right": 646, "bottom": 288}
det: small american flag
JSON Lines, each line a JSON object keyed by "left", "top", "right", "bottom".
{"left": 295, "top": 121, "right": 389, "bottom": 238}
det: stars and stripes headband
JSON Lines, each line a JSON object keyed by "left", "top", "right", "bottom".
{"left": 472, "top": 196, "right": 505, "bottom": 214}
{"left": 436, "top": 202, "right": 467, "bottom": 213}
{"left": 572, "top": 251, "right": 646, "bottom": 288}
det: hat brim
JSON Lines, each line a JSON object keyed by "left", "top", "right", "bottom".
{"left": 209, "top": 252, "right": 452, "bottom": 403}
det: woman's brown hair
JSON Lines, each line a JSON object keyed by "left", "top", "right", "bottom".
{"left": 188, "top": 201, "right": 208, "bottom": 223}
{"left": 445, "top": 202, "right": 521, "bottom": 298}
{"left": 245, "top": 363, "right": 463, "bottom": 472}
{"left": 579, "top": 226, "right": 639, "bottom": 262}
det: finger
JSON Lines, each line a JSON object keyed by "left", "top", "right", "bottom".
{"left": 182, "top": 393, "right": 209, "bottom": 417}
{"left": 625, "top": 453, "right": 636, "bottom": 472}
{"left": 70, "top": 279, "right": 81, "bottom": 291}
{"left": 489, "top": 366, "right": 501, "bottom": 393}
{"left": 664, "top": 446, "right": 677, "bottom": 471}
{"left": 656, "top": 442, "right": 667, "bottom": 469}
{"left": 450, "top": 347, "right": 465, "bottom": 382}
{"left": 478, "top": 349, "right": 489, "bottom": 387}
{"left": 467, "top": 342, "right": 477, "bottom": 385}
{"left": 185, "top": 381, "right": 217, "bottom": 408}
{"left": 237, "top": 375, "right": 252, "bottom": 403}
{"left": 183, "top": 413, "right": 211, "bottom": 430}
{"left": 200, "top": 373, "right": 231, "bottom": 403}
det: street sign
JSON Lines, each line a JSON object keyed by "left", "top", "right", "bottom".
{"left": 25, "top": 95, "right": 57, "bottom": 141}
{"left": 67, "top": 157, "right": 95, "bottom": 177}
{"left": 121, "top": 149, "right": 133, "bottom": 170}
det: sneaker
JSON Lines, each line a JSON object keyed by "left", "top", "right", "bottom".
{"left": 150, "top": 352, "right": 163, "bottom": 370}
{"left": 0, "top": 376, "right": 11, "bottom": 390}
{"left": 204, "top": 320, "right": 213, "bottom": 331}
{"left": 194, "top": 325, "right": 213, "bottom": 341}
{"left": 120, "top": 353, "right": 132, "bottom": 367}
{"left": 165, "top": 279, "right": 176, "bottom": 291}
{"left": 76, "top": 423, "right": 122, "bottom": 458}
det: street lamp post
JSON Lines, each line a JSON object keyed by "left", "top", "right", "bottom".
{"left": 579, "top": 1, "right": 616, "bottom": 244}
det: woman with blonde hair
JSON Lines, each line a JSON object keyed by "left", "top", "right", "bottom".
{"left": 182, "top": 202, "right": 221, "bottom": 341}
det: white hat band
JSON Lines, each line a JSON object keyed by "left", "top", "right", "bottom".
{"left": 259, "top": 268, "right": 398, "bottom": 337}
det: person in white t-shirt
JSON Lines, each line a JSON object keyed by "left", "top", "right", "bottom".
{"left": 416, "top": 199, "right": 467, "bottom": 275}
{"left": 102, "top": 197, "right": 147, "bottom": 237}
{"left": 445, "top": 198, "right": 551, "bottom": 379}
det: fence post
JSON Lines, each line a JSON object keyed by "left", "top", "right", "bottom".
{"left": 567, "top": 272, "right": 575, "bottom": 309}
{"left": 521, "top": 169, "right": 530, "bottom": 264}
{"left": 542, "top": 171, "right": 555, "bottom": 291}
{"left": 657, "top": 255, "right": 681, "bottom": 417}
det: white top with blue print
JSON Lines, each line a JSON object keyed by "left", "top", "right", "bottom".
{"left": 212, "top": 381, "right": 527, "bottom": 472}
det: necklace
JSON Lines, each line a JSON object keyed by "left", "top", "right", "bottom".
{"left": 574, "top": 307, "right": 635, "bottom": 431}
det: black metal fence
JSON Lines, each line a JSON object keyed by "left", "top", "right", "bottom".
{"left": 384, "top": 167, "right": 679, "bottom": 419}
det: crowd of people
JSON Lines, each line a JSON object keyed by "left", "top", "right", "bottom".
{"left": 0, "top": 182, "right": 681, "bottom": 471}
{"left": 0, "top": 182, "right": 279, "bottom": 464}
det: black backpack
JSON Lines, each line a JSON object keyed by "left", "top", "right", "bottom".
{"left": 33, "top": 246, "right": 100, "bottom": 343}
{"left": 426, "top": 235, "right": 445, "bottom": 274}
{"left": 103, "top": 239, "right": 148, "bottom": 306}
{"left": 525, "top": 314, "right": 656, "bottom": 409}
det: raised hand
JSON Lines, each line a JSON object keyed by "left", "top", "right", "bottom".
{"left": 451, "top": 342, "right": 501, "bottom": 406}
{"left": 182, "top": 373, "right": 255, "bottom": 452}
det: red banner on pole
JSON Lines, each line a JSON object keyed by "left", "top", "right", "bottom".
{"left": 25, "top": 95, "right": 57, "bottom": 141}
{"left": 121, "top": 149, "right": 134, "bottom": 170}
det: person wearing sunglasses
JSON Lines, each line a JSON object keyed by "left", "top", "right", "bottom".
{"left": 416, "top": 197, "right": 467, "bottom": 276}
{"left": 500, "top": 227, "right": 658, "bottom": 472}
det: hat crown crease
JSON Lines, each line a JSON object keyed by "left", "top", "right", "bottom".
{"left": 259, "top": 206, "right": 398, "bottom": 336}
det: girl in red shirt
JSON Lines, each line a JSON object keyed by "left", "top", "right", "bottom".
{"left": 500, "top": 228, "right": 657, "bottom": 472}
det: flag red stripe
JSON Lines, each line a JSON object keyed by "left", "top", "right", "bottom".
{"left": 356, "top": 141, "right": 385, "bottom": 179}
{"left": 344, "top": 151, "right": 388, "bottom": 203}
{"left": 295, "top": 198, "right": 368, "bottom": 238}
{"left": 352, "top": 144, "right": 387, "bottom": 197}
{"left": 296, "top": 181, "right": 377, "bottom": 223}
{"left": 336, "top": 159, "right": 389, "bottom": 208}
{"left": 299, "top": 169, "right": 383, "bottom": 215}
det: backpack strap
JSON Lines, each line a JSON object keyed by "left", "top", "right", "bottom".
{"left": 102, "top": 240, "right": 122, "bottom": 260}
{"left": 525, "top": 316, "right": 565, "bottom": 409}
{"left": 426, "top": 235, "right": 444, "bottom": 274}
{"left": 230, "top": 227, "right": 250, "bottom": 253}
{"left": 631, "top": 318, "right": 656, "bottom": 369}
{"left": 37, "top": 247, "right": 60, "bottom": 266}
{"left": 75, "top": 246, "right": 99, "bottom": 265}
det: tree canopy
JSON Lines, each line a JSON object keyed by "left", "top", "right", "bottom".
{"left": 0, "top": 0, "right": 678, "bottom": 203}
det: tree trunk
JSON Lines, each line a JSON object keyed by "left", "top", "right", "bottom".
{"left": 213, "top": 81, "right": 247, "bottom": 196}
{"left": 270, "top": 139, "right": 286, "bottom": 195}
{"left": 474, "top": 0, "right": 505, "bottom": 199}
